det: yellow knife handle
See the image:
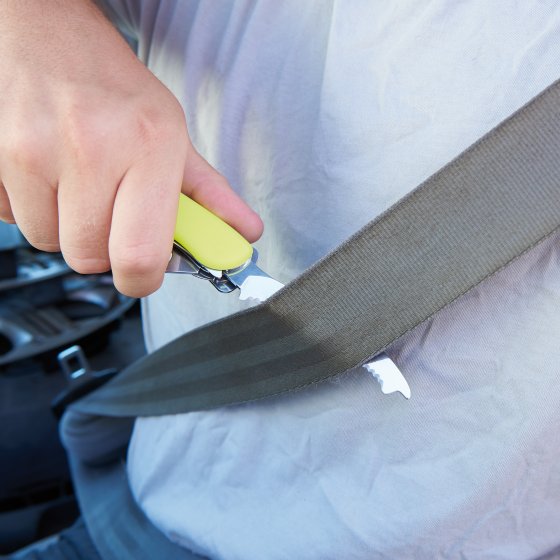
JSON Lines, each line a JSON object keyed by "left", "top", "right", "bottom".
{"left": 174, "top": 193, "right": 253, "bottom": 271}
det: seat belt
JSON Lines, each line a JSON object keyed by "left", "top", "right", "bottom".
{"left": 62, "top": 78, "right": 560, "bottom": 560}
{"left": 74, "top": 78, "right": 560, "bottom": 419}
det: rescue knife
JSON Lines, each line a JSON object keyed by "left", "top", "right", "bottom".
{"left": 166, "top": 193, "right": 283, "bottom": 302}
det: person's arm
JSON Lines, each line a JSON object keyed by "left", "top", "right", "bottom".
{"left": 0, "top": 0, "right": 262, "bottom": 297}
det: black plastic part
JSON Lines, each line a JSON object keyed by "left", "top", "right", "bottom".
{"left": 0, "top": 250, "right": 17, "bottom": 280}
{"left": 0, "top": 274, "right": 135, "bottom": 368}
{"left": 0, "top": 249, "right": 68, "bottom": 293}
{"left": 0, "top": 304, "right": 144, "bottom": 554}
{"left": 51, "top": 368, "right": 118, "bottom": 419}
{"left": 0, "top": 363, "right": 75, "bottom": 553}
{"left": 0, "top": 495, "right": 79, "bottom": 553}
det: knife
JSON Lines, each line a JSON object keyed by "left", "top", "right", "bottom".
{"left": 166, "top": 193, "right": 283, "bottom": 302}
{"left": 165, "top": 194, "right": 411, "bottom": 399}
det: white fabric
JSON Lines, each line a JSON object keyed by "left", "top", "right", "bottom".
{"left": 100, "top": 1, "right": 560, "bottom": 558}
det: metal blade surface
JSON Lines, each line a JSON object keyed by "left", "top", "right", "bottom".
{"left": 363, "top": 353, "right": 411, "bottom": 399}
{"left": 166, "top": 250, "right": 200, "bottom": 275}
{"left": 238, "top": 275, "right": 284, "bottom": 302}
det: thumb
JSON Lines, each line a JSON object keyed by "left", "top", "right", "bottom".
{"left": 182, "top": 148, "right": 263, "bottom": 243}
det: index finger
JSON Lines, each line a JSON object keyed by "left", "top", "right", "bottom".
{"left": 182, "top": 150, "right": 264, "bottom": 243}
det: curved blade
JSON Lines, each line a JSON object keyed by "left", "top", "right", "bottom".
{"left": 238, "top": 275, "right": 284, "bottom": 302}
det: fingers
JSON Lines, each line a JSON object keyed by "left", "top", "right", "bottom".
{"left": 0, "top": 183, "right": 15, "bottom": 224}
{"left": 0, "top": 102, "right": 261, "bottom": 300}
{"left": 0, "top": 133, "right": 59, "bottom": 248}
{"left": 1, "top": 142, "right": 264, "bottom": 299}
{"left": 57, "top": 168, "right": 115, "bottom": 274}
{"left": 60, "top": 146, "right": 263, "bottom": 298}
{"left": 108, "top": 153, "right": 185, "bottom": 297}
{"left": 0, "top": 171, "right": 59, "bottom": 251}
{"left": 182, "top": 149, "right": 264, "bottom": 243}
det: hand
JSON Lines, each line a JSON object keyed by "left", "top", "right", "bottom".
{"left": 0, "top": 0, "right": 263, "bottom": 297}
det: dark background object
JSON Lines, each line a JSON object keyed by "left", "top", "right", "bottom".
{"left": 0, "top": 251, "right": 17, "bottom": 281}
{"left": 0, "top": 223, "right": 22, "bottom": 281}
{"left": 0, "top": 225, "right": 146, "bottom": 553}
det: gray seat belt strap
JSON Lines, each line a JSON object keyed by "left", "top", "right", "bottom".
{"left": 73, "top": 78, "right": 560, "bottom": 419}
{"left": 65, "top": 453, "right": 206, "bottom": 560}
{"left": 62, "top": 80, "right": 560, "bottom": 560}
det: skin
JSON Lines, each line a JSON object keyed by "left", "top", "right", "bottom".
{"left": 0, "top": 0, "right": 263, "bottom": 297}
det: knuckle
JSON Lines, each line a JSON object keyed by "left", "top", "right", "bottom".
{"left": 111, "top": 248, "right": 165, "bottom": 297}
{"left": 33, "top": 240, "right": 61, "bottom": 253}
{"left": 113, "top": 272, "right": 163, "bottom": 298}
{"left": 17, "top": 223, "right": 60, "bottom": 252}
{"left": 111, "top": 247, "right": 166, "bottom": 279}
{"left": 4, "top": 134, "right": 45, "bottom": 172}
{"left": 134, "top": 100, "right": 186, "bottom": 148}
{"left": 189, "top": 170, "right": 229, "bottom": 200}
{"left": 64, "top": 116, "right": 105, "bottom": 166}
{"left": 134, "top": 109, "right": 167, "bottom": 146}
{"left": 62, "top": 95, "right": 187, "bottom": 166}
{"left": 64, "top": 253, "right": 110, "bottom": 274}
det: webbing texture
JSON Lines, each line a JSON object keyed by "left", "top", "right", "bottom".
{"left": 74, "top": 80, "right": 560, "bottom": 418}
